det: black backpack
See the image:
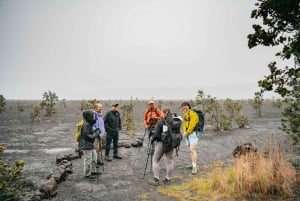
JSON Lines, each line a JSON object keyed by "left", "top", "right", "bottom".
{"left": 161, "top": 113, "right": 183, "bottom": 155}
{"left": 193, "top": 109, "right": 205, "bottom": 133}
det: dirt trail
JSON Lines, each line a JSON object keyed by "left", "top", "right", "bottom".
{"left": 0, "top": 101, "right": 299, "bottom": 201}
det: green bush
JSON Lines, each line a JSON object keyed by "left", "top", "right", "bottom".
{"left": 0, "top": 95, "right": 6, "bottom": 113}
{"left": 0, "top": 146, "right": 25, "bottom": 201}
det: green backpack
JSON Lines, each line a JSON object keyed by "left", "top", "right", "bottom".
{"left": 74, "top": 120, "right": 84, "bottom": 142}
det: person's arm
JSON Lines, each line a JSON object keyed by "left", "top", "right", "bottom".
{"left": 143, "top": 110, "right": 148, "bottom": 128}
{"left": 185, "top": 111, "right": 199, "bottom": 135}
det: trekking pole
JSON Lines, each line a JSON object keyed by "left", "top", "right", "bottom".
{"left": 150, "top": 142, "right": 154, "bottom": 173}
{"left": 143, "top": 138, "right": 152, "bottom": 176}
{"left": 139, "top": 128, "right": 147, "bottom": 153}
{"left": 99, "top": 138, "right": 104, "bottom": 172}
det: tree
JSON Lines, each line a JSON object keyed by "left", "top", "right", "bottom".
{"left": 252, "top": 91, "right": 264, "bottom": 117}
{"left": 40, "top": 90, "right": 59, "bottom": 116}
{"left": 248, "top": 0, "right": 300, "bottom": 143}
{"left": 0, "top": 94, "right": 6, "bottom": 113}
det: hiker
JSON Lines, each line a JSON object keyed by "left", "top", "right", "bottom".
{"left": 104, "top": 103, "right": 122, "bottom": 161}
{"left": 148, "top": 107, "right": 174, "bottom": 186}
{"left": 93, "top": 103, "right": 105, "bottom": 166}
{"left": 144, "top": 100, "right": 162, "bottom": 138}
{"left": 181, "top": 102, "right": 199, "bottom": 175}
{"left": 80, "top": 110, "right": 101, "bottom": 179}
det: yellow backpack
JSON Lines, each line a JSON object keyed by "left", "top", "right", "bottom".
{"left": 74, "top": 120, "right": 84, "bottom": 142}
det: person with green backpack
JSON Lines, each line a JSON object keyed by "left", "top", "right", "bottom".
{"left": 80, "top": 110, "right": 101, "bottom": 179}
{"left": 181, "top": 102, "right": 199, "bottom": 175}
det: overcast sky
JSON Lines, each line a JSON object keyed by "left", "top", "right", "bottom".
{"left": 0, "top": 0, "right": 287, "bottom": 100}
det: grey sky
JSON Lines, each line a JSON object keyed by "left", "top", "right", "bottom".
{"left": 0, "top": 0, "right": 286, "bottom": 100}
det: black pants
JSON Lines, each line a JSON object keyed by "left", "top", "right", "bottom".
{"left": 105, "top": 131, "right": 119, "bottom": 156}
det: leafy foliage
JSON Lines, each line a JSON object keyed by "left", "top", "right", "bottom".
{"left": 252, "top": 91, "right": 263, "bottom": 117}
{"left": 30, "top": 105, "right": 40, "bottom": 123}
{"left": 120, "top": 101, "right": 135, "bottom": 137}
{"left": 0, "top": 95, "right": 6, "bottom": 113}
{"left": 0, "top": 146, "right": 25, "bottom": 201}
{"left": 248, "top": 0, "right": 300, "bottom": 143}
{"left": 40, "top": 90, "right": 59, "bottom": 116}
{"left": 80, "top": 99, "right": 98, "bottom": 111}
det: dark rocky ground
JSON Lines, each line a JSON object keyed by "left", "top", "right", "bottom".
{"left": 0, "top": 100, "right": 299, "bottom": 201}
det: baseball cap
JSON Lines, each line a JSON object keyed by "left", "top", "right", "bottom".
{"left": 148, "top": 99, "right": 155, "bottom": 104}
{"left": 111, "top": 103, "right": 119, "bottom": 107}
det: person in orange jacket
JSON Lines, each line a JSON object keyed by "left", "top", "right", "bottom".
{"left": 143, "top": 99, "right": 162, "bottom": 139}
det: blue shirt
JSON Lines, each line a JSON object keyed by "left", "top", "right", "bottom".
{"left": 92, "top": 112, "right": 105, "bottom": 138}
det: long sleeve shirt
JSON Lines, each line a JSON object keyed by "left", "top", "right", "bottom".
{"left": 183, "top": 110, "right": 199, "bottom": 135}
{"left": 92, "top": 112, "right": 105, "bottom": 138}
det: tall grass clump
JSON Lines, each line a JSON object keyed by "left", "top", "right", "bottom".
{"left": 158, "top": 143, "right": 297, "bottom": 200}
{"left": 235, "top": 143, "right": 296, "bottom": 199}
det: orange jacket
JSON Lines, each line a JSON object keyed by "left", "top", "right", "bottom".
{"left": 143, "top": 107, "right": 162, "bottom": 128}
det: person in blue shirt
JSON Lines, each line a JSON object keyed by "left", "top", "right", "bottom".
{"left": 93, "top": 103, "right": 105, "bottom": 166}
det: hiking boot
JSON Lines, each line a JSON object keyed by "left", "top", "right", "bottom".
{"left": 104, "top": 156, "right": 112, "bottom": 161}
{"left": 185, "top": 164, "right": 193, "bottom": 169}
{"left": 84, "top": 175, "right": 96, "bottom": 180}
{"left": 163, "top": 177, "right": 171, "bottom": 184}
{"left": 97, "top": 160, "right": 104, "bottom": 165}
{"left": 113, "top": 155, "right": 122, "bottom": 159}
{"left": 91, "top": 172, "right": 101, "bottom": 175}
{"left": 148, "top": 177, "right": 159, "bottom": 186}
{"left": 192, "top": 166, "right": 197, "bottom": 175}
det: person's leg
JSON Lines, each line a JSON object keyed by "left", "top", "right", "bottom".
{"left": 105, "top": 133, "right": 113, "bottom": 161}
{"left": 165, "top": 148, "right": 174, "bottom": 181}
{"left": 91, "top": 149, "right": 97, "bottom": 173}
{"left": 83, "top": 150, "right": 92, "bottom": 177}
{"left": 150, "top": 142, "right": 164, "bottom": 182}
{"left": 188, "top": 132, "right": 198, "bottom": 174}
{"left": 93, "top": 138, "right": 101, "bottom": 164}
{"left": 112, "top": 132, "right": 119, "bottom": 156}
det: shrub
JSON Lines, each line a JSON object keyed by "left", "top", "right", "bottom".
{"left": 0, "top": 95, "right": 6, "bottom": 113}
{"left": 0, "top": 146, "right": 25, "bottom": 201}
{"left": 40, "top": 90, "right": 58, "bottom": 116}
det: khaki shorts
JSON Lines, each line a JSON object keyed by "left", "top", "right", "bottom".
{"left": 185, "top": 132, "right": 198, "bottom": 145}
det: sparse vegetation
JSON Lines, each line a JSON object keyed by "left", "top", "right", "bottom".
{"left": 0, "top": 146, "right": 25, "bottom": 201}
{"left": 0, "top": 95, "right": 6, "bottom": 113}
{"left": 30, "top": 105, "right": 40, "bottom": 123}
{"left": 40, "top": 90, "right": 59, "bottom": 116}
{"left": 159, "top": 143, "right": 297, "bottom": 201}
{"left": 195, "top": 91, "right": 249, "bottom": 131}
{"left": 252, "top": 91, "right": 263, "bottom": 117}
{"left": 120, "top": 100, "right": 135, "bottom": 137}
{"left": 80, "top": 99, "right": 98, "bottom": 111}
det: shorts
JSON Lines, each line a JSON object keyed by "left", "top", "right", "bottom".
{"left": 185, "top": 131, "right": 198, "bottom": 146}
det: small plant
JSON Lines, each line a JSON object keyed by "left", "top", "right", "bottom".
{"left": 80, "top": 99, "right": 98, "bottom": 111}
{"left": 0, "top": 146, "right": 25, "bottom": 201}
{"left": 120, "top": 101, "right": 135, "bottom": 137}
{"left": 60, "top": 98, "right": 67, "bottom": 109}
{"left": 252, "top": 91, "right": 263, "bottom": 117}
{"left": 17, "top": 102, "right": 24, "bottom": 112}
{"left": 219, "top": 115, "right": 232, "bottom": 131}
{"left": 30, "top": 105, "right": 40, "bottom": 122}
{"left": 235, "top": 115, "right": 249, "bottom": 128}
{"left": 40, "top": 90, "right": 59, "bottom": 116}
{"left": 0, "top": 94, "right": 6, "bottom": 113}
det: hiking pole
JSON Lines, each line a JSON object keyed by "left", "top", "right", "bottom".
{"left": 139, "top": 128, "right": 147, "bottom": 153}
{"left": 99, "top": 138, "right": 104, "bottom": 173}
{"left": 150, "top": 142, "right": 154, "bottom": 173}
{"left": 143, "top": 138, "right": 152, "bottom": 176}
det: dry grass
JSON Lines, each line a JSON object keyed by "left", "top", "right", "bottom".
{"left": 158, "top": 144, "right": 297, "bottom": 201}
